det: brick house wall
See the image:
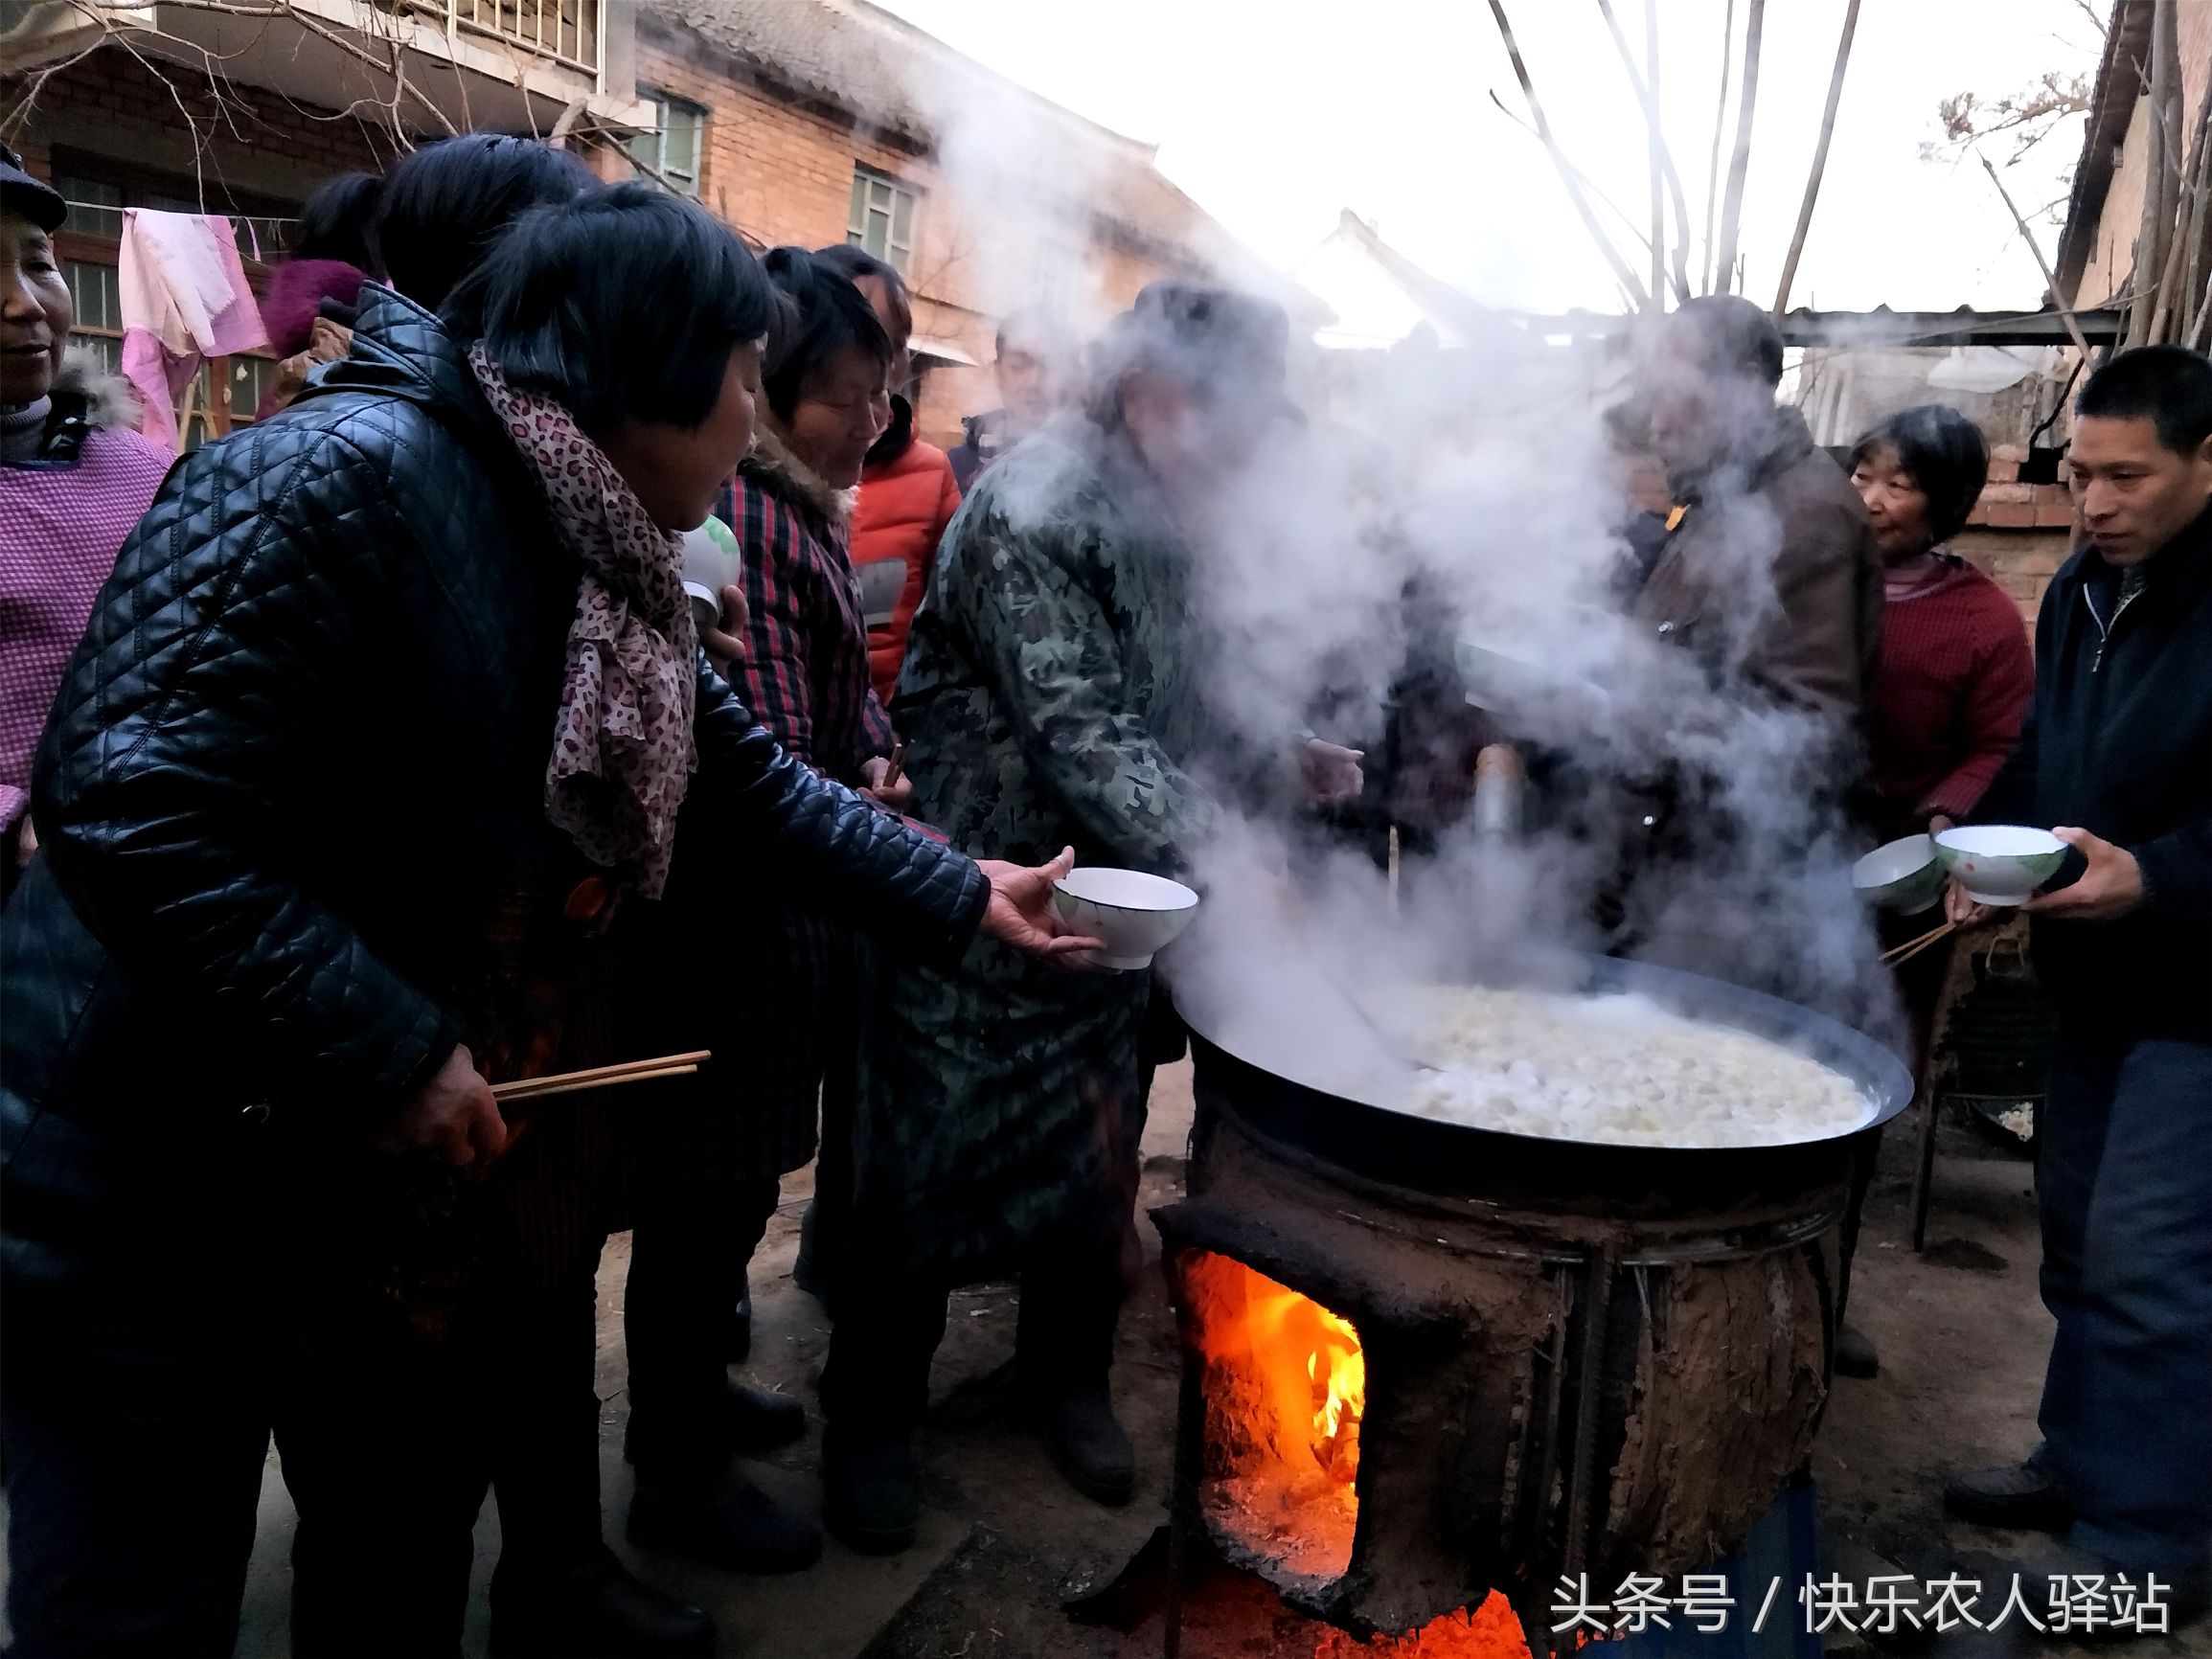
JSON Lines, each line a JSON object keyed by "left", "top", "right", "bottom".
{"left": 630, "top": 26, "right": 1194, "bottom": 447}
{"left": 8, "top": 50, "right": 407, "bottom": 444}
{"left": 1952, "top": 443, "right": 2074, "bottom": 636}
{"left": 2068, "top": 3, "right": 2212, "bottom": 311}
{"left": 10, "top": 49, "right": 400, "bottom": 221}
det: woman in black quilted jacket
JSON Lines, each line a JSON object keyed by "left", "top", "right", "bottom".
{"left": 0, "top": 179, "right": 1087, "bottom": 1659}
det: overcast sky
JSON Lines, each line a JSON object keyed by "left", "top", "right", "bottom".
{"left": 876, "top": 0, "right": 2106, "bottom": 315}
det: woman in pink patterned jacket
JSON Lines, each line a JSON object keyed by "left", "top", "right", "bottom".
{"left": 2, "top": 151, "right": 170, "bottom": 899}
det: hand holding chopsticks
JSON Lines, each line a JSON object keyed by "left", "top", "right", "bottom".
{"left": 491, "top": 1050, "right": 710, "bottom": 1106}
{"left": 1880, "top": 920, "right": 1955, "bottom": 967}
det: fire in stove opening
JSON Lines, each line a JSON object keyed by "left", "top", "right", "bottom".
{"left": 1180, "top": 1251, "right": 1369, "bottom": 1585}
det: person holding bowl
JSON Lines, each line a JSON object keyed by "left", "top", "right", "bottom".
{"left": 617, "top": 245, "right": 910, "bottom": 1577}
{"left": 0, "top": 178, "right": 1089, "bottom": 1659}
{"left": 1936, "top": 347, "right": 2212, "bottom": 1631}
{"left": 817, "top": 282, "right": 1356, "bottom": 1554}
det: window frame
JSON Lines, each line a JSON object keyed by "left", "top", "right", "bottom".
{"left": 629, "top": 90, "right": 705, "bottom": 197}
{"left": 847, "top": 165, "right": 917, "bottom": 277}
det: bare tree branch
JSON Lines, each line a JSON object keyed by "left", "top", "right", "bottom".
{"left": 1482, "top": 0, "right": 1651, "bottom": 310}
{"left": 1771, "top": 0, "right": 1859, "bottom": 316}
{"left": 1712, "top": 0, "right": 1764, "bottom": 295}
{"left": 1927, "top": 72, "right": 2091, "bottom": 168}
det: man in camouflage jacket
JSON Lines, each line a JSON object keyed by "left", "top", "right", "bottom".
{"left": 820, "top": 284, "right": 1297, "bottom": 1552}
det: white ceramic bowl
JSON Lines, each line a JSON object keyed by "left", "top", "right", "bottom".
{"left": 1933, "top": 825, "right": 2068, "bottom": 906}
{"left": 1852, "top": 833, "right": 1943, "bottom": 914}
{"left": 1050, "top": 867, "right": 1200, "bottom": 970}
{"left": 681, "top": 522, "right": 743, "bottom": 635}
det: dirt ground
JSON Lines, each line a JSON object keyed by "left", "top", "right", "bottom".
{"left": 194, "top": 1066, "right": 2206, "bottom": 1658}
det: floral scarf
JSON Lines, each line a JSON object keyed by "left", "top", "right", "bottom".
{"left": 470, "top": 346, "right": 698, "bottom": 899}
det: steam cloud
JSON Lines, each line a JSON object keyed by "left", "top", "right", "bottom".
{"left": 879, "top": 39, "right": 1904, "bottom": 1069}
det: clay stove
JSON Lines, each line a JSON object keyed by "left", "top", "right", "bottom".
{"left": 1153, "top": 953, "right": 1912, "bottom": 1654}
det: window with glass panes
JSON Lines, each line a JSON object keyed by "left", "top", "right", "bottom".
{"left": 46, "top": 163, "right": 291, "bottom": 449}
{"left": 627, "top": 93, "right": 703, "bottom": 196}
{"left": 847, "top": 168, "right": 916, "bottom": 276}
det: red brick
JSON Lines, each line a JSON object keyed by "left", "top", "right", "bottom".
{"left": 1983, "top": 504, "right": 2038, "bottom": 528}
{"left": 2035, "top": 502, "right": 2079, "bottom": 529}
{"left": 1979, "top": 481, "right": 2032, "bottom": 504}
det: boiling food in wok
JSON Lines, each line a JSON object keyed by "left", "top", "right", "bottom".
{"left": 1403, "top": 985, "right": 1871, "bottom": 1148}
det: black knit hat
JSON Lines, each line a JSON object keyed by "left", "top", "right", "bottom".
{"left": 0, "top": 145, "right": 67, "bottom": 234}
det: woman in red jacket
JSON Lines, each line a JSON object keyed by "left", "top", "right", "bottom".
{"left": 1837, "top": 402, "right": 2033, "bottom": 1382}
{"left": 814, "top": 244, "right": 961, "bottom": 705}
{"left": 1850, "top": 405, "right": 2035, "bottom": 844}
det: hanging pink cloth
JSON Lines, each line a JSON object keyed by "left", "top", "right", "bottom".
{"left": 118, "top": 210, "right": 267, "bottom": 448}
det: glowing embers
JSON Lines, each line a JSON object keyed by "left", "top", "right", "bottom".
{"left": 1314, "top": 1593, "right": 1534, "bottom": 1658}
{"left": 1183, "top": 1251, "right": 1368, "bottom": 1585}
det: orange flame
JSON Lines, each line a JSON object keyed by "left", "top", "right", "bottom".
{"left": 1183, "top": 1253, "right": 1367, "bottom": 1580}
{"left": 1314, "top": 1592, "right": 1535, "bottom": 1658}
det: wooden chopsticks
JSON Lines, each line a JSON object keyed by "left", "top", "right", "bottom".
{"left": 490, "top": 1050, "right": 711, "bottom": 1106}
{"left": 881, "top": 741, "right": 906, "bottom": 789}
{"left": 1881, "top": 920, "right": 1956, "bottom": 967}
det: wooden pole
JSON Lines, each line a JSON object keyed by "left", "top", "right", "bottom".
{"left": 1771, "top": 0, "right": 1861, "bottom": 316}
{"left": 1980, "top": 152, "right": 2095, "bottom": 361}
{"left": 2125, "top": 0, "right": 2180, "bottom": 347}
{"left": 1700, "top": 0, "right": 1735, "bottom": 294}
{"left": 1485, "top": 0, "right": 1652, "bottom": 310}
{"left": 1712, "top": 0, "right": 1764, "bottom": 295}
{"left": 1646, "top": 0, "right": 1666, "bottom": 307}
{"left": 1488, "top": 90, "right": 1667, "bottom": 259}
{"left": 2148, "top": 61, "right": 2212, "bottom": 344}
{"left": 1595, "top": 0, "right": 1695, "bottom": 303}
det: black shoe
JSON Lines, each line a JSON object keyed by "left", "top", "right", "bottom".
{"left": 625, "top": 1377, "right": 809, "bottom": 1465}
{"left": 627, "top": 1463, "right": 824, "bottom": 1575}
{"left": 792, "top": 1205, "right": 833, "bottom": 1316}
{"left": 1836, "top": 1322, "right": 1880, "bottom": 1379}
{"left": 1943, "top": 1456, "right": 2071, "bottom": 1531}
{"left": 727, "top": 1273, "right": 753, "bottom": 1363}
{"left": 822, "top": 1427, "right": 921, "bottom": 1555}
{"left": 723, "top": 1378, "right": 807, "bottom": 1452}
{"left": 487, "top": 1546, "right": 714, "bottom": 1658}
{"left": 1038, "top": 1383, "right": 1135, "bottom": 1507}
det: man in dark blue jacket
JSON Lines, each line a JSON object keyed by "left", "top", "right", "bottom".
{"left": 1939, "top": 346, "right": 2212, "bottom": 1628}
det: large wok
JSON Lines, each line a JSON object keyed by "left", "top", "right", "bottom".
{"left": 1174, "top": 947, "right": 1915, "bottom": 1218}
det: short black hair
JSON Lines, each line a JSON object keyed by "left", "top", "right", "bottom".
{"left": 370, "top": 135, "right": 594, "bottom": 309}
{"left": 2076, "top": 345, "right": 2212, "bottom": 456}
{"left": 1666, "top": 294, "right": 1786, "bottom": 387}
{"left": 292, "top": 171, "right": 383, "bottom": 274}
{"left": 1849, "top": 404, "right": 1991, "bottom": 545}
{"left": 445, "top": 183, "right": 778, "bottom": 436}
{"left": 758, "top": 246, "right": 890, "bottom": 422}
{"left": 810, "top": 242, "right": 912, "bottom": 342}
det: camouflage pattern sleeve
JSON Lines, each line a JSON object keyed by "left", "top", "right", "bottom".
{"left": 960, "top": 520, "right": 1216, "bottom": 874}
